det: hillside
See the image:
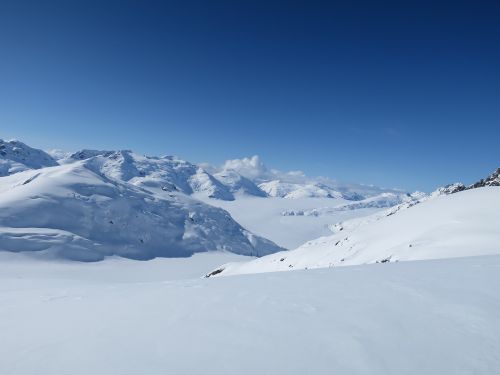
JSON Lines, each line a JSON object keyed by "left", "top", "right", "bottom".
{"left": 209, "top": 184, "right": 500, "bottom": 276}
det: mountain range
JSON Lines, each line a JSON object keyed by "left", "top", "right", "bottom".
{"left": 0, "top": 138, "right": 404, "bottom": 261}
{"left": 1, "top": 138, "right": 497, "bottom": 265}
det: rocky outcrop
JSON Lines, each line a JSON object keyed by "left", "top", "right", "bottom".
{"left": 469, "top": 168, "right": 500, "bottom": 189}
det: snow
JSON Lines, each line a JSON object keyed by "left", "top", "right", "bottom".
{"left": 198, "top": 195, "right": 389, "bottom": 249}
{"left": 212, "top": 187, "right": 500, "bottom": 276}
{"left": 1, "top": 253, "right": 499, "bottom": 375}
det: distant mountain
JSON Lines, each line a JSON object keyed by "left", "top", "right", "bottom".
{"left": 0, "top": 139, "right": 57, "bottom": 176}
{"left": 429, "top": 168, "right": 500, "bottom": 196}
{"left": 281, "top": 192, "right": 423, "bottom": 217}
{"left": 259, "top": 180, "right": 343, "bottom": 199}
{"left": 213, "top": 169, "right": 267, "bottom": 197}
{"left": 206, "top": 155, "right": 406, "bottom": 200}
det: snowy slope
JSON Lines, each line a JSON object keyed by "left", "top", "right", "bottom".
{"left": 1, "top": 253, "right": 499, "bottom": 375}
{"left": 0, "top": 160, "right": 282, "bottom": 261}
{"left": 0, "top": 139, "right": 57, "bottom": 176}
{"left": 210, "top": 186, "right": 500, "bottom": 276}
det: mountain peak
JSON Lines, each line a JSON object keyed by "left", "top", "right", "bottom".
{"left": 469, "top": 167, "right": 500, "bottom": 188}
{"left": 0, "top": 139, "right": 58, "bottom": 176}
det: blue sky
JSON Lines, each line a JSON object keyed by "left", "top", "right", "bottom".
{"left": 1, "top": 0, "right": 499, "bottom": 191}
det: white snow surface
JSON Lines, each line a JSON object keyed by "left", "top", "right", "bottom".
{"left": 213, "top": 187, "right": 500, "bottom": 276}
{"left": 1, "top": 252, "right": 499, "bottom": 375}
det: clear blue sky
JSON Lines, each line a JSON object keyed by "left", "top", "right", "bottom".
{"left": 1, "top": 0, "right": 499, "bottom": 191}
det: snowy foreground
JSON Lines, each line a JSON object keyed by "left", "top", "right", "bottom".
{"left": 1, "top": 252, "right": 500, "bottom": 375}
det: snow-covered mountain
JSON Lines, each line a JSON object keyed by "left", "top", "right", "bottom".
{"left": 213, "top": 169, "right": 267, "bottom": 197}
{"left": 0, "top": 144, "right": 283, "bottom": 261}
{"left": 259, "top": 180, "right": 343, "bottom": 199}
{"left": 0, "top": 139, "right": 58, "bottom": 176}
{"left": 64, "top": 151, "right": 407, "bottom": 203}
{"left": 0, "top": 160, "right": 281, "bottom": 261}
{"left": 68, "top": 150, "right": 236, "bottom": 201}
{"left": 208, "top": 169, "right": 500, "bottom": 276}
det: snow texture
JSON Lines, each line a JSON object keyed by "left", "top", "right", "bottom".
{"left": 0, "top": 252, "right": 499, "bottom": 375}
